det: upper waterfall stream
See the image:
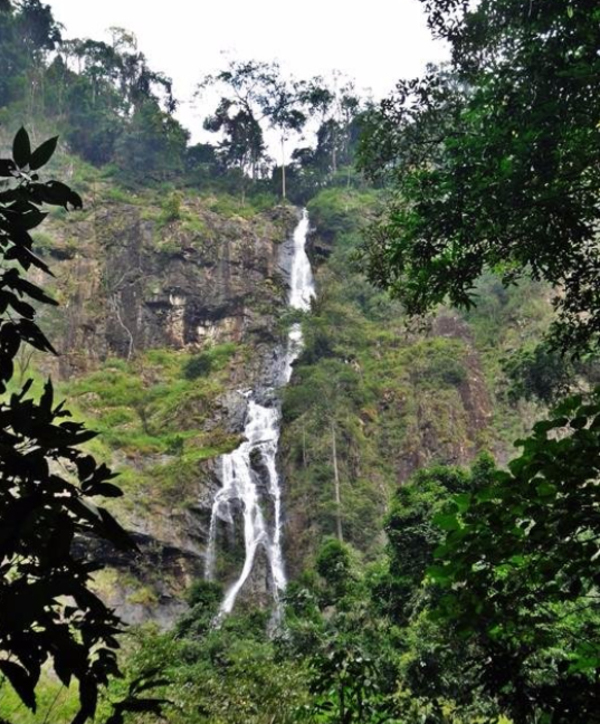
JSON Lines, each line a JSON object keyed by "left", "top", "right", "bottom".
{"left": 205, "top": 210, "right": 315, "bottom": 616}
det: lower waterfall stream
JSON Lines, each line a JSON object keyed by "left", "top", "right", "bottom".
{"left": 205, "top": 210, "right": 315, "bottom": 617}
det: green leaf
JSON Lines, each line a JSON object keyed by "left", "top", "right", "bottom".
{"left": 509, "top": 554, "right": 526, "bottom": 567}
{"left": 426, "top": 564, "right": 453, "bottom": 583}
{"left": 454, "top": 493, "right": 471, "bottom": 513}
{"left": 13, "top": 127, "right": 31, "bottom": 168}
{"left": 536, "top": 480, "right": 557, "bottom": 498}
{"left": 433, "top": 512, "right": 462, "bottom": 531}
{"left": 29, "top": 137, "right": 59, "bottom": 171}
{"left": 0, "top": 660, "right": 37, "bottom": 711}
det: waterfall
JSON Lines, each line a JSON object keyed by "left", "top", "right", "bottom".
{"left": 205, "top": 209, "right": 315, "bottom": 617}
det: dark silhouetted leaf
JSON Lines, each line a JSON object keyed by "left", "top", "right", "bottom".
{"left": 13, "top": 128, "right": 31, "bottom": 168}
{"left": 29, "top": 137, "right": 59, "bottom": 171}
{"left": 0, "top": 159, "right": 16, "bottom": 177}
{"left": 0, "top": 661, "right": 36, "bottom": 711}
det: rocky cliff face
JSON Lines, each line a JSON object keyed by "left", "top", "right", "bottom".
{"left": 37, "top": 193, "right": 298, "bottom": 626}
{"left": 44, "top": 199, "right": 295, "bottom": 375}
{"left": 392, "top": 311, "right": 494, "bottom": 481}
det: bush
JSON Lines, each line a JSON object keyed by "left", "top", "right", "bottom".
{"left": 316, "top": 537, "right": 353, "bottom": 602}
{"left": 187, "top": 579, "right": 224, "bottom": 610}
{"left": 306, "top": 188, "right": 378, "bottom": 242}
{"left": 176, "top": 580, "right": 224, "bottom": 638}
{"left": 159, "top": 190, "right": 183, "bottom": 224}
{"left": 424, "top": 355, "right": 467, "bottom": 387}
{"left": 183, "top": 343, "right": 238, "bottom": 380}
{"left": 183, "top": 353, "right": 213, "bottom": 379}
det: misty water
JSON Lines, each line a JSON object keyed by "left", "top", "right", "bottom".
{"left": 205, "top": 210, "right": 315, "bottom": 616}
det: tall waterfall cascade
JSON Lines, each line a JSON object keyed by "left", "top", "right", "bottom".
{"left": 205, "top": 210, "right": 315, "bottom": 616}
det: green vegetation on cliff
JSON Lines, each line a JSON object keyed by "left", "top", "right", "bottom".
{"left": 281, "top": 186, "right": 557, "bottom": 575}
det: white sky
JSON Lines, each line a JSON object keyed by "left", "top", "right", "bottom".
{"left": 46, "top": 0, "right": 448, "bottom": 142}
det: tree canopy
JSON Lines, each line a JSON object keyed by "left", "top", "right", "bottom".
{"left": 0, "top": 1, "right": 187, "bottom": 178}
{"left": 359, "top": 0, "right": 600, "bottom": 352}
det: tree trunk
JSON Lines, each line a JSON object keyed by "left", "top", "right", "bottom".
{"left": 332, "top": 138, "right": 337, "bottom": 175}
{"left": 331, "top": 419, "right": 343, "bottom": 541}
{"left": 281, "top": 136, "right": 286, "bottom": 200}
{"left": 302, "top": 424, "right": 307, "bottom": 469}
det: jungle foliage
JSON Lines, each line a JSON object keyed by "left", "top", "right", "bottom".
{"left": 0, "top": 1, "right": 367, "bottom": 202}
{"left": 357, "top": 0, "right": 600, "bottom": 721}
{"left": 1, "top": 1, "right": 599, "bottom": 723}
{"left": 359, "top": 0, "right": 600, "bottom": 353}
{"left": 0, "top": 129, "right": 168, "bottom": 723}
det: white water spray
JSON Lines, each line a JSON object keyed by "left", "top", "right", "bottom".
{"left": 205, "top": 210, "right": 315, "bottom": 616}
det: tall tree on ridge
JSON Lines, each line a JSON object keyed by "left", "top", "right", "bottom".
{"left": 200, "top": 59, "right": 308, "bottom": 199}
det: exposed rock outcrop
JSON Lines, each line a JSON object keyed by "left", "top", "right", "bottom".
{"left": 40, "top": 196, "right": 298, "bottom": 627}
{"left": 44, "top": 201, "right": 295, "bottom": 377}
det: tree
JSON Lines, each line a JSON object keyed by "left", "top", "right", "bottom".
{"left": 13, "top": 0, "right": 60, "bottom": 64}
{"left": 363, "top": 459, "right": 501, "bottom": 722}
{"left": 308, "top": 634, "right": 390, "bottom": 724}
{"left": 14, "top": 0, "right": 61, "bottom": 119}
{"left": 203, "top": 96, "right": 266, "bottom": 184}
{"left": 286, "top": 540, "right": 400, "bottom": 724}
{"left": 0, "top": 130, "right": 163, "bottom": 723}
{"left": 0, "top": 0, "right": 60, "bottom": 109}
{"left": 429, "top": 394, "right": 600, "bottom": 722}
{"left": 315, "top": 537, "right": 353, "bottom": 604}
{"left": 114, "top": 100, "right": 189, "bottom": 181}
{"left": 199, "top": 60, "right": 271, "bottom": 179}
{"left": 503, "top": 340, "right": 587, "bottom": 406}
{"left": 260, "top": 71, "right": 306, "bottom": 200}
{"left": 359, "top": 0, "right": 600, "bottom": 353}
{"left": 284, "top": 357, "right": 367, "bottom": 543}
{"left": 358, "top": 1, "right": 600, "bottom": 720}
{"left": 302, "top": 73, "right": 362, "bottom": 177}
{"left": 199, "top": 59, "right": 308, "bottom": 199}
{"left": 55, "top": 34, "right": 182, "bottom": 170}
{"left": 384, "top": 461, "right": 479, "bottom": 624}
{"left": 0, "top": 6, "right": 183, "bottom": 171}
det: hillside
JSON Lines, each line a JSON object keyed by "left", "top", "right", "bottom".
{"left": 0, "top": 154, "right": 561, "bottom": 722}
{"left": 13, "top": 148, "right": 553, "bottom": 628}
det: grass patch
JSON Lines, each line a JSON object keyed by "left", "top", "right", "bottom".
{"left": 205, "top": 193, "right": 257, "bottom": 219}
{"left": 63, "top": 348, "right": 236, "bottom": 456}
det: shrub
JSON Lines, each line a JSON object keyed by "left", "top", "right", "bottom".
{"left": 183, "top": 353, "right": 213, "bottom": 379}
{"left": 159, "top": 190, "right": 183, "bottom": 224}
{"left": 183, "top": 343, "right": 237, "bottom": 380}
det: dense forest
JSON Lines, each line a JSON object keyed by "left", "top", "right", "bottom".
{"left": 0, "top": 1, "right": 599, "bottom": 723}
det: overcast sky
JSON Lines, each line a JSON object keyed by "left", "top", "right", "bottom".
{"left": 46, "top": 0, "right": 448, "bottom": 141}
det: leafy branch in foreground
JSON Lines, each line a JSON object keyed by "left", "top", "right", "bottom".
{"left": 0, "top": 128, "right": 162, "bottom": 723}
{"left": 429, "top": 393, "right": 600, "bottom": 723}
